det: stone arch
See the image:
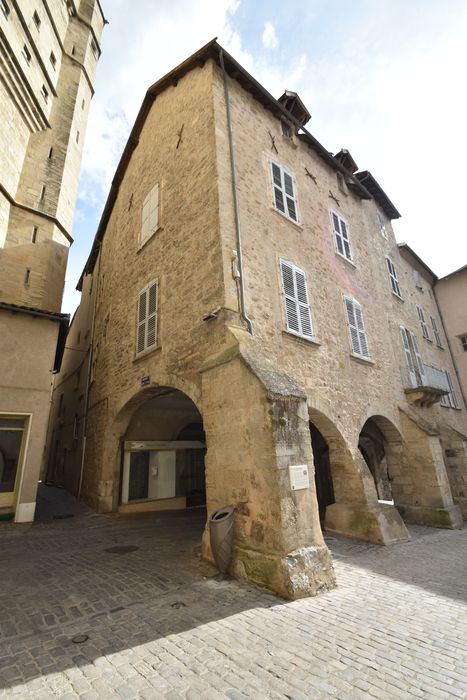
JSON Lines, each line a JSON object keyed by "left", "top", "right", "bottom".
{"left": 100, "top": 384, "right": 206, "bottom": 512}
{"left": 358, "top": 414, "right": 405, "bottom": 506}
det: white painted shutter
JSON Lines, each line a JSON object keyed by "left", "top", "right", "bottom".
{"left": 280, "top": 260, "right": 313, "bottom": 337}
{"left": 141, "top": 185, "right": 159, "bottom": 245}
{"left": 146, "top": 282, "right": 157, "bottom": 349}
{"left": 295, "top": 268, "right": 313, "bottom": 337}
{"left": 386, "top": 257, "right": 401, "bottom": 297}
{"left": 416, "top": 305, "right": 429, "bottom": 339}
{"left": 332, "top": 213, "right": 344, "bottom": 256}
{"left": 340, "top": 219, "right": 351, "bottom": 260}
{"left": 400, "top": 326, "right": 417, "bottom": 387}
{"left": 345, "top": 297, "right": 361, "bottom": 355}
{"left": 332, "top": 213, "right": 351, "bottom": 260}
{"left": 410, "top": 331, "right": 425, "bottom": 380}
{"left": 354, "top": 303, "right": 369, "bottom": 357}
{"left": 271, "top": 163, "right": 285, "bottom": 214}
{"left": 137, "top": 288, "right": 147, "bottom": 354}
{"left": 446, "top": 371, "right": 459, "bottom": 409}
{"left": 283, "top": 171, "right": 297, "bottom": 221}
{"left": 430, "top": 316, "right": 442, "bottom": 347}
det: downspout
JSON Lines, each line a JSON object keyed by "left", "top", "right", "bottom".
{"left": 433, "top": 285, "right": 467, "bottom": 411}
{"left": 77, "top": 243, "right": 101, "bottom": 499}
{"left": 219, "top": 49, "right": 253, "bottom": 335}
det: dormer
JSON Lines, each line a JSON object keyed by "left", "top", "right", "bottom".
{"left": 277, "top": 91, "right": 311, "bottom": 126}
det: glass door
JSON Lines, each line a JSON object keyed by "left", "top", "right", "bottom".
{"left": 0, "top": 416, "right": 28, "bottom": 509}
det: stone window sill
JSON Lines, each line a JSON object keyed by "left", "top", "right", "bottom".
{"left": 133, "top": 345, "right": 162, "bottom": 362}
{"left": 350, "top": 353, "right": 375, "bottom": 366}
{"left": 271, "top": 207, "right": 303, "bottom": 231}
{"left": 282, "top": 330, "right": 321, "bottom": 347}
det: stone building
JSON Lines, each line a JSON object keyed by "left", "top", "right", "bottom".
{"left": 0, "top": 0, "right": 105, "bottom": 521}
{"left": 435, "top": 265, "right": 467, "bottom": 409}
{"left": 48, "top": 40, "right": 467, "bottom": 598}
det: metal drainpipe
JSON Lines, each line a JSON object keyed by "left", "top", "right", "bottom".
{"left": 77, "top": 245, "right": 101, "bottom": 499}
{"left": 433, "top": 285, "right": 467, "bottom": 411}
{"left": 219, "top": 49, "right": 253, "bottom": 335}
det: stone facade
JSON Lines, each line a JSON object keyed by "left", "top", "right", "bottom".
{"left": 0, "top": 0, "right": 105, "bottom": 521}
{"left": 48, "top": 41, "right": 467, "bottom": 597}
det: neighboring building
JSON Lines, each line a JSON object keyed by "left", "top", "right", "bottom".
{"left": 48, "top": 40, "right": 467, "bottom": 599}
{"left": 435, "top": 265, "right": 467, "bottom": 410}
{"left": 0, "top": 0, "right": 105, "bottom": 521}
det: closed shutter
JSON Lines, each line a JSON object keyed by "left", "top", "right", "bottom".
{"left": 416, "top": 305, "right": 430, "bottom": 339}
{"left": 280, "top": 260, "right": 313, "bottom": 338}
{"left": 271, "top": 162, "right": 298, "bottom": 222}
{"left": 386, "top": 257, "right": 402, "bottom": 297}
{"left": 410, "top": 331, "right": 425, "bottom": 380}
{"left": 430, "top": 316, "right": 442, "bottom": 347}
{"left": 400, "top": 326, "right": 417, "bottom": 387}
{"left": 332, "top": 212, "right": 352, "bottom": 261}
{"left": 136, "top": 280, "right": 158, "bottom": 355}
{"left": 141, "top": 184, "right": 159, "bottom": 245}
{"left": 446, "top": 371, "right": 459, "bottom": 409}
{"left": 345, "top": 296, "right": 369, "bottom": 358}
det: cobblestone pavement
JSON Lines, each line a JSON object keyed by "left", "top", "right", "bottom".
{"left": 0, "top": 487, "right": 466, "bottom": 699}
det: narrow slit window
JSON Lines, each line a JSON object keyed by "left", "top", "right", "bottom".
{"left": 22, "top": 44, "right": 32, "bottom": 64}
{"left": 48, "top": 146, "right": 53, "bottom": 159}
{"left": 24, "top": 269, "right": 30, "bottom": 285}
{"left": 76, "top": 130, "right": 80, "bottom": 144}
{"left": 460, "top": 334, "right": 467, "bottom": 352}
{"left": 41, "top": 85, "right": 49, "bottom": 102}
{"left": 31, "top": 227, "right": 38, "bottom": 243}
{"left": 81, "top": 98, "right": 85, "bottom": 110}
{"left": 50, "top": 51, "right": 57, "bottom": 69}
{"left": 1, "top": 0, "right": 10, "bottom": 18}
{"left": 39, "top": 185, "right": 46, "bottom": 201}
{"left": 33, "top": 10, "right": 41, "bottom": 28}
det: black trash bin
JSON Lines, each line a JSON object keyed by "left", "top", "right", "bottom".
{"left": 209, "top": 505, "right": 234, "bottom": 573}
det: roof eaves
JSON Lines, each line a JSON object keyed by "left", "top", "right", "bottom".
{"left": 397, "top": 243, "right": 438, "bottom": 282}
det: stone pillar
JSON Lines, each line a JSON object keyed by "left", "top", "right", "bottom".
{"left": 200, "top": 353, "right": 336, "bottom": 599}
{"left": 398, "top": 412, "right": 463, "bottom": 528}
{"left": 439, "top": 426, "right": 467, "bottom": 520}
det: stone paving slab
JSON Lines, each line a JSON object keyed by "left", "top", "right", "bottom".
{"left": 0, "top": 491, "right": 466, "bottom": 698}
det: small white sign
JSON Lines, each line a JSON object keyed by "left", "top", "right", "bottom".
{"left": 289, "top": 464, "right": 310, "bottom": 491}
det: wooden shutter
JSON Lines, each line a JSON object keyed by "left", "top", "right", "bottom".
{"left": 430, "top": 316, "right": 442, "bottom": 347}
{"left": 345, "top": 297, "right": 369, "bottom": 358}
{"left": 332, "top": 212, "right": 352, "bottom": 260}
{"left": 410, "top": 331, "right": 425, "bottom": 379}
{"left": 446, "top": 371, "right": 459, "bottom": 408}
{"left": 386, "top": 257, "right": 401, "bottom": 297}
{"left": 283, "top": 171, "right": 297, "bottom": 221}
{"left": 280, "top": 260, "right": 313, "bottom": 338}
{"left": 400, "top": 326, "right": 417, "bottom": 387}
{"left": 136, "top": 281, "right": 158, "bottom": 355}
{"left": 354, "top": 303, "right": 369, "bottom": 357}
{"left": 416, "top": 305, "right": 429, "bottom": 339}
{"left": 141, "top": 185, "right": 159, "bottom": 245}
{"left": 271, "top": 162, "right": 285, "bottom": 213}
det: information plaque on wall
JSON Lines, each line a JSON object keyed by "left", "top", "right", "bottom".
{"left": 289, "top": 464, "right": 310, "bottom": 491}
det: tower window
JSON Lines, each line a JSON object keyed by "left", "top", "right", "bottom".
{"left": 50, "top": 51, "right": 57, "bottom": 69}
{"left": 1, "top": 1, "right": 10, "bottom": 18}
{"left": 41, "top": 85, "right": 49, "bottom": 102}
{"left": 24, "top": 269, "right": 31, "bottom": 285}
{"left": 33, "top": 10, "right": 41, "bottom": 29}
{"left": 48, "top": 146, "right": 53, "bottom": 159}
{"left": 31, "top": 227, "right": 38, "bottom": 243}
{"left": 76, "top": 130, "right": 80, "bottom": 144}
{"left": 39, "top": 185, "right": 46, "bottom": 201}
{"left": 81, "top": 98, "right": 85, "bottom": 110}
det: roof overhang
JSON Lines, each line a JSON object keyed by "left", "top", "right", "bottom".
{"left": 397, "top": 243, "right": 438, "bottom": 282}
{"left": 354, "top": 171, "right": 400, "bottom": 220}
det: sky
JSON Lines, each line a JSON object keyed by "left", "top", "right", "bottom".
{"left": 65, "top": 0, "right": 467, "bottom": 314}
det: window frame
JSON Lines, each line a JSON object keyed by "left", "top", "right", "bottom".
{"left": 386, "top": 256, "right": 402, "bottom": 298}
{"left": 344, "top": 295, "right": 371, "bottom": 360}
{"left": 377, "top": 211, "right": 387, "bottom": 239}
{"left": 416, "top": 304, "right": 430, "bottom": 340}
{"left": 459, "top": 334, "right": 467, "bottom": 352}
{"left": 279, "top": 259, "right": 314, "bottom": 340}
{"left": 135, "top": 279, "right": 158, "bottom": 357}
{"left": 270, "top": 160, "right": 299, "bottom": 224}
{"left": 330, "top": 210, "right": 353, "bottom": 263}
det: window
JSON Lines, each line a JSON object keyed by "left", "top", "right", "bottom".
{"left": 41, "top": 85, "right": 49, "bottom": 102}
{"left": 430, "top": 316, "right": 442, "bottom": 348}
{"left": 331, "top": 211, "right": 352, "bottom": 262}
{"left": 136, "top": 280, "right": 158, "bottom": 355}
{"left": 24, "top": 269, "right": 30, "bottom": 285}
{"left": 48, "top": 146, "right": 53, "bottom": 159}
{"left": 39, "top": 184, "right": 46, "bottom": 201}
{"left": 386, "top": 257, "right": 402, "bottom": 298}
{"left": 141, "top": 184, "right": 159, "bottom": 246}
{"left": 416, "top": 304, "right": 430, "bottom": 340}
{"left": 1, "top": 0, "right": 10, "bottom": 18}
{"left": 400, "top": 327, "right": 424, "bottom": 387}
{"left": 73, "top": 415, "right": 79, "bottom": 440}
{"left": 50, "top": 51, "right": 56, "bottom": 69}
{"left": 460, "top": 335, "right": 467, "bottom": 352}
{"left": 378, "top": 212, "right": 387, "bottom": 239}
{"left": 413, "top": 269, "right": 423, "bottom": 289}
{"left": 90, "top": 38, "right": 98, "bottom": 57}
{"left": 22, "top": 45, "right": 32, "bottom": 64}
{"left": 280, "top": 259, "right": 314, "bottom": 339}
{"left": 281, "top": 121, "right": 292, "bottom": 139}
{"left": 344, "top": 296, "right": 370, "bottom": 359}
{"left": 441, "top": 371, "right": 459, "bottom": 409}
{"left": 271, "top": 161, "right": 298, "bottom": 222}
{"left": 81, "top": 98, "right": 85, "bottom": 110}
{"left": 33, "top": 10, "right": 41, "bottom": 28}
{"left": 76, "top": 130, "right": 80, "bottom": 144}
{"left": 31, "top": 227, "right": 37, "bottom": 243}
{"left": 0, "top": 416, "right": 28, "bottom": 499}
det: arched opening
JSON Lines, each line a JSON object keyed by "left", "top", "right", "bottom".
{"left": 358, "top": 416, "right": 404, "bottom": 507}
{"left": 309, "top": 422, "right": 335, "bottom": 528}
{"left": 119, "top": 387, "right": 206, "bottom": 513}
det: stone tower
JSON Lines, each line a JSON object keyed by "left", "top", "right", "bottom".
{"left": 0, "top": 0, "right": 105, "bottom": 521}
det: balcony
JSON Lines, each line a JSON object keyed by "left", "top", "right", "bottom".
{"left": 401, "top": 364, "right": 450, "bottom": 408}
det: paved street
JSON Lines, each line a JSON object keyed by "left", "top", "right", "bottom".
{"left": 1, "top": 487, "right": 466, "bottom": 699}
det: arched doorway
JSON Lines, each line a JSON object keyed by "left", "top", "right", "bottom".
{"left": 309, "top": 422, "right": 334, "bottom": 528}
{"left": 358, "top": 415, "right": 404, "bottom": 507}
{"left": 119, "top": 387, "right": 207, "bottom": 513}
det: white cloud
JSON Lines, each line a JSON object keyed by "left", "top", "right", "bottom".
{"left": 262, "top": 21, "right": 279, "bottom": 49}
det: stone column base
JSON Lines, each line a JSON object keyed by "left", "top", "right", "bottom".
{"left": 229, "top": 544, "right": 336, "bottom": 600}
{"left": 325, "top": 502, "right": 410, "bottom": 545}
{"left": 397, "top": 503, "right": 463, "bottom": 529}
